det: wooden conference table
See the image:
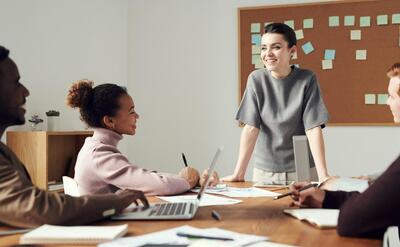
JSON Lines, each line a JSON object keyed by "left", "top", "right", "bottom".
{"left": 0, "top": 182, "right": 381, "bottom": 246}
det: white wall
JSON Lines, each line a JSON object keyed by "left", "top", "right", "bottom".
{"left": 127, "top": 0, "right": 400, "bottom": 179}
{"left": 0, "top": 0, "right": 131, "bottom": 152}
{"left": 1, "top": 0, "right": 399, "bottom": 180}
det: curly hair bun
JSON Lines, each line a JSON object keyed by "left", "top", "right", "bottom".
{"left": 66, "top": 79, "right": 94, "bottom": 108}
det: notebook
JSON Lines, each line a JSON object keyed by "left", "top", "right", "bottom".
{"left": 19, "top": 224, "right": 128, "bottom": 245}
{"left": 112, "top": 146, "right": 223, "bottom": 220}
{"left": 283, "top": 209, "right": 339, "bottom": 229}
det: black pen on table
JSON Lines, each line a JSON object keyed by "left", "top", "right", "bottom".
{"left": 273, "top": 183, "right": 318, "bottom": 200}
{"left": 181, "top": 153, "right": 188, "bottom": 167}
{"left": 176, "top": 232, "right": 233, "bottom": 241}
{"left": 211, "top": 210, "right": 222, "bottom": 221}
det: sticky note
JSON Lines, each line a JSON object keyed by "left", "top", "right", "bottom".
{"left": 295, "top": 29, "right": 304, "bottom": 40}
{"left": 252, "top": 45, "right": 261, "bottom": 54}
{"left": 284, "top": 20, "right": 295, "bottom": 29}
{"left": 329, "top": 16, "right": 340, "bottom": 27}
{"left": 293, "top": 64, "right": 300, "bottom": 68}
{"left": 377, "top": 15, "right": 388, "bottom": 25}
{"left": 365, "top": 94, "right": 376, "bottom": 104}
{"left": 324, "top": 49, "right": 336, "bottom": 60}
{"left": 292, "top": 51, "right": 298, "bottom": 60}
{"left": 251, "top": 34, "right": 261, "bottom": 45}
{"left": 350, "top": 30, "right": 361, "bottom": 40}
{"left": 344, "top": 16, "right": 355, "bottom": 26}
{"left": 254, "top": 60, "right": 264, "bottom": 69}
{"left": 322, "top": 60, "right": 333, "bottom": 70}
{"left": 252, "top": 54, "right": 261, "bottom": 65}
{"left": 302, "top": 42, "right": 314, "bottom": 55}
{"left": 360, "top": 16, "right": 371, "bottom": 27}
{"left": 264, "top": 22, "right": 272, "bottom": 28}
{"left": 356, "top": 50, "right": 367, "bottom": 60}
{"left": 392, "top": 13, "right": 400, "bottom": 24}
{"left": 251, "top": 23, "right": 261, "bottom": 33}
{"left": 377, "top": 94, "right": 389, "bottom": 104}
{"left": 303, "top": 18, "right": 314, "bottom": 29}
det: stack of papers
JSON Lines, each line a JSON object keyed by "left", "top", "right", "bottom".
{"left": 192, "top": 186, "right": 281, "bottom": 198}
{"left": 157, "top": 193, "right": 242, "bottom": 206}
{"left": 99, "top": 225, "right": 267, "bottom": 247}
{"left": 20, "top": 224, "right": 128, "bottom": 245}
{"left": 283, "top": 209, "right": 339, "bottom": 229}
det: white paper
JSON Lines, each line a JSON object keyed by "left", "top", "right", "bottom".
{"left": 328, "top": 177, "right": 369, "bottom": 192}
{"left": 192, "top": 186, "right": 280, "bottom": 198}
{"left": 100, "top": 225, "right": 268, "bottom": 247}
{"left": 157, "top": 194, "right": 242, "bottom": 206}
{"left": 284, "top": 209, "right": 339, "bottom": 228}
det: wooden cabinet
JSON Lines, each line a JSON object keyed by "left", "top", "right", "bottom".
{"left": 6, "top": 131, "right": 93, "bottom": 190}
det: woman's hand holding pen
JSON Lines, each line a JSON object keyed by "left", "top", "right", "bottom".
{"left": 289, "top": 181, "right": 325, "bottom": 208}
{"left": 179, "top": 167, "right": 200, "bottom": 189}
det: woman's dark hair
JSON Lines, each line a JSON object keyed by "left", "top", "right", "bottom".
{"left": 264, "top": 23, "right": 297, "bottom": 48}
{"left": 66, "top": 79, "right": 128, "bottom": 127}
{"left": 0, "top": 46, "right": 10, "bottom": 62}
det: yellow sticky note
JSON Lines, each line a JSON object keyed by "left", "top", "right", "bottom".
{"left": 329, "top": 16, "right": 340, "bottom": 27}
{"left": 303, "top": 18, "right": 313, "bottom": 29}
{"left": 254, "top": 60, "right": 264, "bottom": 69}
{"left": 284, "top": 20, "right": 295, "bottom": 29}
{"left": 350, "top": 30, "right": 361, "bottom": 40}
{"left": 252, "top": 45, "right": 261, "bottom": 54}
{"left": 252, "top": 54, "right": 261, "bottom": 64}
{"left": 295, "top": 29, "right": 304, "bottom": 40}
{"left": 322, "top": 60, "right": 333, "bottom": 70}
{"left": 251, "top": 23, "right": 261, "bottom": 33}
{"left": 392, "top": 13, "right": 400, "bottom": 24}
{"left": 356, "top": 50, "right": 367, "bottom": 60}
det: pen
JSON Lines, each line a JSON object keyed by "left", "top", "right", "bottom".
{"left": 211, "top": 210, "right": 222, "bottom": 221}
{"left": 181, "top": 153, "right": 188, "bottom": 167}
{"left": 176, "top": 232, "right": 233, "bottom": 241}
{"left": 0, "top": 228, "right": 31, "bottom": 236}
{"left": 273, "top": 183, "right": 318, "bottom": 200}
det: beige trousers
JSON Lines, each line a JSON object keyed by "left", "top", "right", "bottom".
{"left": 252, "top": 167, "right": 318, "bottom": 182}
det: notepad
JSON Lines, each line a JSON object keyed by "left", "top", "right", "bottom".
{"left": 20, "top": 224, "right": 128, "bottom": 245}
{"left": 283, "top": 209, "right": 339, "bottom": 229}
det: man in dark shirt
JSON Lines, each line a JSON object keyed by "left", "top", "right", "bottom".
{"left": 289, "top": 62, "right": 400, "bottom": 239}
{"left": 0, "top": 45, "right": 149, "bottom": 228}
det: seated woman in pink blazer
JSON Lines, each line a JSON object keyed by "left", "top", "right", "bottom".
{"left": 66, "top": 80, "right": 218, "bottom": 196}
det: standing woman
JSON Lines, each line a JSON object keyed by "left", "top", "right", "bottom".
{"left": 222, "top": 23, "right": 329, "bottom": 183}
{"left": 66, "top": 80, "right": 216, "bottom": 196}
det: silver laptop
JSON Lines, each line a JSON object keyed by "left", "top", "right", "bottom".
{"left": 292, "top": 135, "right": 315, "bottom": 182}
{"left": 112, "top": 146, "right": 223, "bottom": 220}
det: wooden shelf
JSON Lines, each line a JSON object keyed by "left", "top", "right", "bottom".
{"left": 6, "top": 131, "right": 93, "bottom": 190}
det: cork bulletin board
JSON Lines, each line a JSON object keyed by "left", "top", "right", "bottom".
{"left": 238, "top": 0, "right": 400, "bottom": 125}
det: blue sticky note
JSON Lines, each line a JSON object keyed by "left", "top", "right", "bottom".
{"left": 377, "top": 15, "right": 388, "bottom": 25}
{"left": 392, "top": 13, "right": 400, "bottom": 24}
{"left": 344, "top": 16, "right": 355, "bottom": 26}
{"left": 302, "top": 42, "right": 314, "bottom": 55}
{"left": 329, "top": 16, "right": 340, "bottom": 27}
{"left": 360, "top": 16, "right": 371, "bottom": 27}
{"left": 324, "top": 49, "right": 336, "bottom": 60}
{"left": 303, "top": 18, "right": 313, "bottom": 29}
{"left": 251, "top": 34, "right": 261, "bottom": 45}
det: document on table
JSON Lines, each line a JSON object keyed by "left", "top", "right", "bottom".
{"left": 100, "top": 225, "right": 268, "bottom": 247}
{"left": 157, "top": 194, "right": 241, "bottom": 206}
{"left": 283, "top": 209, "right": 339, "bottom": 229}
{"left": 192, "top": 186, "right": 281, "bottom": 198}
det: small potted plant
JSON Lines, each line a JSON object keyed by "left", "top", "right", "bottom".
{"left": 28, "top": 115, "right": 44, "bottom": 131}
{"left": 46, "top": 110, "right": 60, "bottom": 131}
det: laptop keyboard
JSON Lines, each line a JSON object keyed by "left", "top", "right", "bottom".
{"left": 149, "top": 202, "right": 190, "bottom": 216}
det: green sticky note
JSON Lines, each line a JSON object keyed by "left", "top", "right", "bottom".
{"left": 392, "top": 13, "right": 400, "bottom": 24}
{"left": 356, "top": 50, "right": 367, "bottom": 60}
{"left": 329, "top": 16, "right": 340, "bottom": 27}
{"left": 302, "top": 41, "right": 314, "bottom": 55}
{"left": 365, "top": 94, "right": 376, "bottom": 105}
{"left": 377, "top": 94, "right": 388, "bottom": 104}
{"left": 251, "top": 23, "right": 261, "bottom": 33}
{"left": 377, "top": 15, "right": 388, "bottom": 25}
{"left": 254, "top": 60, "right": 264, "bottom": 69}
{"left": 284, "top": 20, "right": 295, "bottom": 29}
{"left": 350, "top": 30, "right": 361, "bottom": 40}
{"left": 360, "top": 16, "right": 371, "bottom": 27}
{"left": 252, "top": 54, "right": 261, "bottom": 65}
{"left": 303, "top": 18, "right": 313, "bottom": 29}
{"left": 344, "top": 16, "right": 355, "bottom": 26}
